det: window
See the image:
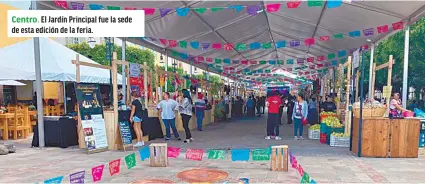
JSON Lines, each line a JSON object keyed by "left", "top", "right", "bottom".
{"left": 72, "top": 37, "right": 79, "bottom": 44}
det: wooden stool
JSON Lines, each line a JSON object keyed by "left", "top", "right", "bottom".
{"left": 149, "top": 143, "right": 168, "bottom": 167}
{"left": 270, "top": 145, "right": 288, "bottom": 171}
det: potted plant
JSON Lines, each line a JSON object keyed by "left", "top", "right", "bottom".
{"left": 213, "top": 105, "right": 225, "bottom": 122}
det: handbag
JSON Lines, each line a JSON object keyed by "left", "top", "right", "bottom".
{"left": 298, "top": 103, "right": 308, "bottom": 125}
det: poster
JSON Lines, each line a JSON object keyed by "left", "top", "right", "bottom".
{"left": 353, "top": 49, "right": 360, "bottom": 69}
{"left": 383, "top": 86, "right": 392, "bottom": 98}
{"left": 75, "top": 84, "right": 108, "bottom": 153}
{"left": 130, "top": 76, "right": 144, "bottom": 97}
{"left": 129, "top": 63, "right": 141, "bottom": 77}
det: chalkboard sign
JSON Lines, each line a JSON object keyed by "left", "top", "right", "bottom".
{"left": 119, "top": 121, "right": 133, "bottom": 145}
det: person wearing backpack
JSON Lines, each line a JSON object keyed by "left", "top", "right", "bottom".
{"left": 129, "top": 91, "right": 144, "bottom": 147}
{"left": 292, "top": 94, "right": 308, "bottom": 140}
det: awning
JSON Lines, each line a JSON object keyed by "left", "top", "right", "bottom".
{"left": 0, "top": 80, "right": 26, "bottom": 86}
{"left": 37, "top": 1, "right": 425, "bottom": 83}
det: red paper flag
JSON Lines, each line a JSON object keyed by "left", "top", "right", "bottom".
{"left": 317, "top": 64, "right": 323, "bottom": 68}
{"left": 159, "top": 39, "right": 167, "bottom": 46}
{"left": 361, "top": 44, "right": 369, "bottom": 50}
{"left": 230, "top": 67, "right": 235, "bottom": 70}
{"left": 236, "top": 71, "right": 242, "bottom": 74}
{"left": 250, "top": 60, "right": 257, "bottom": 64}
{"left": 305, "top": 71, "right": 310, "bottom": 75}
{"left": 198, "top": 56, "right": 204, "bottom": 61}
{"left": 377, "top": 25, "right": 389, "bottom": 33}
{"left": 267, "top": 74, "right": 272, "bottom": 77}
{"left": 309, "top": 65, "right": 315, "bottom": 69}
{"left": 266, "top": 4, "right": 281, "bottom": 12}
{"left": 206, "top": 58, "right": 213, "bottom": 63}
{"left": 261, "top": 74, "right": 266, "bottom": 77}
{"left": 91, "top": 165, "right": 105, "bottom": 182}
{"left": 287, "top": 1, "right": 302, "bottom": 9}
{"left": 319, "top": 36, "right": 330, "bottom": 41}
{"left": 212, "top": 43, "right": 222, "bottom": 50}
{"left": 108, "top": 159, "right": 121, "bottom": 176}
{"left": 125, "top": 7, "right": 137, "bottom": 10}
{"left": 142, "top": 8, "right": 156, "bottom": 15}
{"left": 317, "top": 56, "right": 325, "bottom": 61}
{"left": 297, "top": 164, "right": 304, "bottom": 176}
{"left": 392, "top": 21, "right": 404, "bottom": 30}
{"left": 241, "top": 60, "right": 249, "bottom": 65}
{"left": 224, "top": 43, "right": 233, "bottom": 51}
{"left": 186, "top": 149, "right": 204, "bottom": 161}
{"left": 194, "top": 60, "right": 200, "bottom": 64}
{"left": 168, "top": 40, "right": 177, "bottom": 48}
{"left": 307, "top": 57, "right": 314, "bottom": 62}
{"left": 167, "top": 147, "right": 181, "bottom": 158}
{"left": 298, "top": 72, "right": 303, "bottom": 76}
{"left": 304, "top": 38, "right": 315, "bottom": 46}
{"left": 54, "top": 0, "right": 68, "bottom": 9}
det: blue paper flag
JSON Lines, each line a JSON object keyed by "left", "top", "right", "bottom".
{"left": 190, "top": 42, "right": 199, "bottom": 49}
{"left": 275, "top": 41, "right": 286, "bottom": 48}
{"left": 338, "top": 50, "right": 347, "bottom": 57}
{"left": 176, "top": 8, "right": 190, "bottom": 16}
{"left": 243, "top": 69, "right": 250, "bottom": 72}
{"left": 228, "top": 5, "right": 244, "bottom": 12}
{"left": 310, "top": 179, "right": 317, "bottom": 184}
{"left": 201, "top": 43, "right": 211, "bottom": 49}
{"left": 327, "top": 0, "right": 342, "bottom": 8}
{"left": 232, "top": 60, "right": 239, "bottom": 64}
{"left": 88, "top": 4, "right": 104, "bottom": 10}
{"left": 287, "top": 59, "right": 294, "bottom": 64}
{"left": 44, "top": 176, "right": 64, "bottom": 184}
{"left": 268, "top": 60, "right": 276, "bottom": 65}
{"left": 180, "top": 53, "right": 188, "bottom": 59}
{"left": 349, "top": 30, "right": 361, "bottom": 37}
{"left": 249, "top": 42, "right": 261, "bottom": 50}
{"left": 231, "top": 149, "right": 250, "bottom": 161}
{"left": 331, "top": 60, "right": 338, "bottom": 66}
{"left": 139, "top": 146, "right": 150, "bottom": 161}
{"left": 160, "top": 8, "right": 172, "bottom": 17}
{"left": 223, "top": 59, "right": 231, "bottom": 64}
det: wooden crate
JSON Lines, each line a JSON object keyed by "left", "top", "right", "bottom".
{"left": 270, "top": 145, "right": 288, "bottom": 172}
{"left": 352, "top": 117, "right": 390, "bottom": 157}
{"left": 149, "top": 143, "right": 168, "bottom": 167}
{"left": 389, "top": 119, "right": 420, "bottom": 158}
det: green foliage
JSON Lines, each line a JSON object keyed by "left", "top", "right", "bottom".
{"left": 158, "top": 66, "right": 184, "bottom": 92}
{"left": 213, "top": 105, "right": 225, "bottom": 119}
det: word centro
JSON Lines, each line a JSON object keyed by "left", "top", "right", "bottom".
{"left": 11, "top": 26, "right": 92, "bottom": 34}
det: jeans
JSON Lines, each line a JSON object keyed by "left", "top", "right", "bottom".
{"left": 196, "top": 114, "right": 204, "bottom": 130}
{"left": 294, "top": 118, "right": 303, "bottom": 136}
{"left": 267, "top": 113, "right": 280, "bottom": 136}
{"left": 181, "top": 114, "right": 192, "bottom": 139}
{"left": 162, "top": 118, "right": 179, "bottom": 139}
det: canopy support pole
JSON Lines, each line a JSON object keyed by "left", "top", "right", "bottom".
{"left": 63, "top": 81, "right": 66, "bottom": 114}
{"left": 368, "top": 43, "right": 375, "bottom": 100}
{"left": 402, "top": 25, "right": 410, "bottom": 108}
{"left": 32, "top": 0, "right": 44, "bottom": 148}
{"left": 165, "top": 50, "right": 168, "bottom": 92}
{"left": 122, "top": 38, "right": 127, "bottom": 104}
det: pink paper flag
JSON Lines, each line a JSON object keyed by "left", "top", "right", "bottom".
{"left": 168, "top": 40, "right": 177, "bottom": 48}
{"left": 377, "top": 25, "right": 389, "bottom": 33}
{"left": 142, "top": 8, "right": 156, "bottom": 15}
{"left": 305, "top": 71, "right": 310, "bottom": 75}
{"left": 54, "top": 0, "right": 68, "bottom": 9}
{"left": 317, "top": 56, "right": 325, "bottom": 61}
{"left": 167, "top": 147, "right": 181, "bottom": 158}
{"left": 224, "top": 43, "right": 233, "bottom": 51}
{"left": 186, "top": 148, "right": 204, "bottom": 161}
{"left": 361, "top": 44, "right": 369, "bottom": 50}
{"left": 198, "top": 56, "right": 204, "bottom": 61}
{"left": 108, "top": 159, "right": 121, "bottom": 176}
{"left": 307, "top": 57, "right": 314, "bottom": 62}
{"left": 212, "top": 43, "right": 222, "bottom": 50}
{"left": 392, "top": 21, "right": 404, "bottom": 30}
{"left": 206, "top": 58, "right": 213, "bottom": 63}
{"left": 250, "top": 60, "right": 257, "bottom": 65}
{"left": 317, "top": 64, "right": 323, "bottom": 68}
{"left": 297, "top": 164, "right": 304, "bottom": 176}
{"left": 266, "top": 4, "right": 281, "bottom": 12}
{"left": 241, "top": 60, "right": 249, "bottom": 65}
{"left": 91, "top": 165, "right": 105, "bottom": 182}
{"left": 287, "top": 1, "right": 302, "bottom": 9}
{"left": 319, "top": 36, "right": 330, "bottom": 41}
{"left": 309, "top": 65, "right": 315, "bottom": 69}
{"left": 159, "top": 39, "right": 167, "bottom": 46}
{"left": 125, "top": 7, "right": 137, "bottom": 10}
{"left": 304, "top": 38, "right": 315, "bottom": 46}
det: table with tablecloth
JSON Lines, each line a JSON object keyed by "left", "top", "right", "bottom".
{"left": 32, "top": 116, "right": 78, "bottom": 148}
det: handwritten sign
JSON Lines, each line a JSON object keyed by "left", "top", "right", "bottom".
{"left": 167, "top": 147, "right": 181, "bottom": 158}
{"left": 231, "top": 149, "right": 250, "bottom": 161}
{"left": 69, "top": 171, "right": 85, "bottom": 184}
{"left": 91, "top": 165, "right": 105, "bottom": 182}
{"left": 108, "top": 159, "right": 121, "bottom": 176}
{"left": 208, "top": 149, "right": 226, "bottom": 160}
{"left": 252, "top": 148, "right": 271, "bottom": 161}
{"left": 353, "top": 49, "right": 360, "bottom": 68}
{"left": 118, "top": 121, "right": 132, "bottom": 145}
{"left": 383, "top": 86, "right": 392, "bottom": 98}
{"left": 44, "top": 176, "right": 63, "bottom": 184}
{"left": 129, "top": 63, "right": 141, "bottom": 77}
{"left": 185, "top": 148, "right": 204, "bottom": 161}
{"left": 125, "top": 153, "right": 136, "bottom": 169}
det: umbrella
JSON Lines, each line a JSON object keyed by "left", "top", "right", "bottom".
{"left": 0, "top": 80, "right": 27, "bottom": 86}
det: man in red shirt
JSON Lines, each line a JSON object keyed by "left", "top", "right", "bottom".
{"left": 266, "top": 90, "right": 283, "bottom": 140}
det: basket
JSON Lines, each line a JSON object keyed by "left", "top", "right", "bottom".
{"left": 330, "top": 135, "right": 350, "bottom": 147}
{"left": 353, "top": 107, "right": 386, "bottom": 118}
{"left": 308, "top": 129, "right": 320, "bottom": 140}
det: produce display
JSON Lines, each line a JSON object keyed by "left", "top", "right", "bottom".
{"left": 309, "top": 124, "right": 320, "bottom": 130}
{"left": 331, "top": 132, "right": 350, "bottom": 137}
{"left": 353, "top": 100, "right": 385, "bottom": 108}
{"left": 322, "top": 116, "right": 343, "bottom": 128}
{"left": 320, "top": 112, "right": 337, "bottom": 116}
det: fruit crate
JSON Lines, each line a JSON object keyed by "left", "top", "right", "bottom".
{"left": 326, "top": 126, "right": 345, "bottom": 145}
{"left": 308, "top": 129, "right": 320, "bottom": 140}
{"left": 330, "top": 135, "right": 350, "bottom": 147}
{"left": 320, "top": 123, "right": 329, "bottom": 134}
{"left": 320, "top": 114, "right": 337, "bottom": 122}
{"left": 320, "top": 133, "right": 327, "bottom": 144}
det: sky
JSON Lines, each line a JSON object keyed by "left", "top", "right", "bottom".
{"left": 1, "top": 1, "right": 30, "bottom": 9}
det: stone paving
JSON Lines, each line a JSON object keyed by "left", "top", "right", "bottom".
{"left": 1, "top": 112, "right": 424, "bottom": 183}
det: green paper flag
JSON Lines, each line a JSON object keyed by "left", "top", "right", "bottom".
{"left": 328, "top": 53, "right": 335, "bottom": 59}
{"left": 259, "top": 60, "right": 267, "bottom": 65}
{"left": 262, "top": 42, "right": 272, "bottom": 49}
{"left": 179, "top": 41, "right": 187, "bottom": 48}
{"left": 300, "top": 172, "right": 311, "bottom": 183}
{"left": 172, "top": 50, "right": 179, "bottom": 57}
{"left": 236, "top": 43, "right": 246, "bottom": 51}
{"left": 273, "top": 74, "right": 278, "bottom": 76}
{"left": 210, "top": 7, "right": 224, "bottom": 12}
{"left": 107, "top": 6, "right": 121, "bottom": 10}
{"left": 125, "top": 153, "right": 136, "bottom": 169}
{"left": 265, "top": 69, "right": 271, "bottom": 73}
{"left": 340, "top": 58, "right": 346, "bottom": 64}
{"left": 334, "top": 33, "right": 344, "bottom": 39}
{"left": 308, "top": 0, "right": 323, "bottom": 7}
{"left": 194, "top": 8, "right": 207, "bottom": 14}
{"left": 252, "top": 148, "right": 271, "bottom": 161}
{"left": 215, "top": 58, "right": 222, "bottom": 64}
{"left": 208, "top": 149, "right": 226, "bottom": 159}
{"left": 278, "top": 60, "right": 284, "bottom": 65}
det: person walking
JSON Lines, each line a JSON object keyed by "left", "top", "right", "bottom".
{"left": 157, "top": 92, "right": 180, "bottom": 141}
{"left": 266, "top": 91, "right": 282, "bottom": 140}
{"left": 278, "top": 93, "right": 285, "bottom": 125}
{"left": 292, "top": 94, "right": 308, "bottom": 140}
{"left": 256, "top": 96, "right": 262, "bottom": 117}
{"left": 178, "top": 89, "right": 194, "bottom": 143}
{"left": 308, "top": 96, "right": 319, "bottom": 125}
{"left": 129, "top": 91, "right": 144, "bottom": 147}
{"left": 286, "top": 95, "right": 295, "bottom": 124}
{"left": 246, "top": 96, "right": 254, "bottom": 116}
{"left": 195, "top": 93, "right": 206, "bottom": 131}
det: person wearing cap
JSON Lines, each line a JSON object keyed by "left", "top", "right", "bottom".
{"left": 195, "top": 93, "right": 206, "bottom": 131}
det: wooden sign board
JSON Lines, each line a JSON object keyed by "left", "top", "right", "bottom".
{"left": 118, "top": 121, "right": 134, "bottom": 151}
{"left": 383, "top": 86, "right": 392, "bottom": 99}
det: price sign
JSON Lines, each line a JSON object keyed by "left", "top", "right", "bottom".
{"left": 383, "top": 86, "right": 392, "bottom": 98}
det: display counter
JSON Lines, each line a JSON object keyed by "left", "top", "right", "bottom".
{"left": 32, "top": 116, "right": 78, "bottom": 148}
{"left": 352, "top": 117, "right": 420, "bottom": 158}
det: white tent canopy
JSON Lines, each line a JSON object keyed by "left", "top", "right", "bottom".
{"left": 0, "top": 80, "right": 26, "bottom": 86}
{"left": 0, "top": 38, "right": 122, "bottom": 84}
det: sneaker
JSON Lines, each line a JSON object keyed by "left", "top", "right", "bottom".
{"left": 176, "top": 137, "right": 181, "bottom": 141}
{"left": 134, "top": 142, "right": 144, "bottom": 147}
{"left": 265, "top": 136, "right": 271, "bottom": 140}
{"left": 183, "top": 139, "right": 190, "bottom": 143}
{"left": 165, "top": 138, "right": 171, "bottom": 141}
{"left": 299, "top": 136, "right": 304, "bottom": 140}
{"left": 275, "top": 136, "right": 282, "bottom": 140}
{"left": 189, "top": 138, "right": 194, "bottom": 142}
{"left": 294, "top": 136, "right": 299, "bottom": 140}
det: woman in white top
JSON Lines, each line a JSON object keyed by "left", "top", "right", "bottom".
{"left": 389, "top": 93, "right": 410, "bottom": 118}
{"left": 178, "top": 89, "right": 194, "bottom": 143}
{"left": 157, "top": 92, "right": 180, "bottom": 141}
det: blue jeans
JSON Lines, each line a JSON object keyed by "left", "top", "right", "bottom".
{"left": 294, "top": 118, "right": 303, "bottom": 136}
{"left": 162, "top": 118, "right": 179, "bottom": 139}
{"left": 196, "top": 114, "right": 204, "bottom": 130}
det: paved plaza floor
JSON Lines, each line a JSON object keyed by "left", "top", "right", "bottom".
{"left": 1, "top": 112, "right": 424, "bottom": 183}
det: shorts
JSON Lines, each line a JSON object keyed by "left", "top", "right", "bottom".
{"left": 133, "top": 116, "right": 142, "bottom": 123}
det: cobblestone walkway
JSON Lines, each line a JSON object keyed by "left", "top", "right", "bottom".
{"left": 1, "top": 113, "right": 424, "bottom": 183}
